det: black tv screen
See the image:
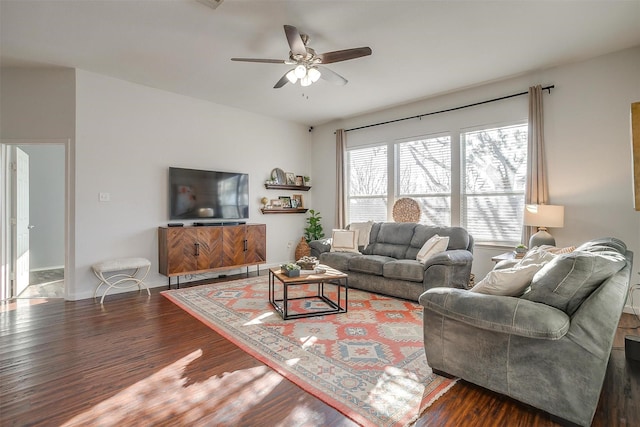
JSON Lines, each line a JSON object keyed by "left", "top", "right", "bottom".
{"left": 169, "top": 167, "right": 249, "bottom": 220}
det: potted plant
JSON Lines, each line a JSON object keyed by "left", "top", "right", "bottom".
{"left": 281, "top": 262, "right": 301, "bottom": 277}
{"left": 304, "top": 209, "right": 324, "bottom": 243}
{"left": 303, "top": 176, "right": 311, "bottom": 185}
{"left": 515, "top": 244, "right": 528, "bottom": 257}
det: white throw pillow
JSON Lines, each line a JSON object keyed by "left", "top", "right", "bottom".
{"left": 330, "top": 229, "right": 360, "bottom": 253}
{"left": 470, "top": 263, "right": 544, "bottom": 296}
{"left": 416, "top": 234, "right": 450, "bottom": 264}
{"left": 348, "top": 221, "right": 374, "bottom": 247}
{"left": 516, "top": 246, "right": 557, "bottom": 267}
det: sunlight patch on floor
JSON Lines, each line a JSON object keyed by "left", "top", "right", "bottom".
{"left": 61, "top": 349, "right": 285, "bottom": 426}
{"left": 0, "top": 298, "right": 49, "bottom": 312}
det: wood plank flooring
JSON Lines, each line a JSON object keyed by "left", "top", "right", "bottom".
{"left": 1, "top": 273, "right": 639, "bottom": 426}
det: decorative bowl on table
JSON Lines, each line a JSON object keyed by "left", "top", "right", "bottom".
{"left": 296, "top": 256, "right": 318, "bottom": 270}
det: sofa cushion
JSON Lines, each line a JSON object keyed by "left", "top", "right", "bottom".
{"left": 383, "top": 259, "right": 424, "bottom": 282}
{"left": 416, "top": 234, "right": 449, "bottom": 264}
{"left": 522, "top": 249, "right": 627, "bottom": 315}
{"left": 319, "top": 252, "right": 361, "bottom": 272}
{"left": 330, "top": 229, "right": 360, "bottom": 253}
{"left": 363, "top": 223, "right": 417, "bottom": 259}
{"left": 471, "top": 263, "right": 544, "bottom": 296}
{"left": 349, "top": 255, "right": 396, "bottom": 276}
{"left": 407, "top": 226, "right": 470, "bottom": 259}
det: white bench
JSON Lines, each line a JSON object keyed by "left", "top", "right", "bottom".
{"left": 92, "top": 257, "right": 151, "bottom": 303}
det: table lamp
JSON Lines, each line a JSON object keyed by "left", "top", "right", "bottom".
{"left": 523, "top": 204, "right": 565, "bottom": 248}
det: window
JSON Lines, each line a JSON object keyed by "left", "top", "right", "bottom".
{"left": 461, "top": 123, "right": 527, "bottom": 244}
{"left": 347, "top": 145, "right": 388, "bottom": 222}
{"left": 397, "top": 136, "right": 451, "bottom": 226}
{"left": 346, "top": 122, "right": 528, "bottom": 246}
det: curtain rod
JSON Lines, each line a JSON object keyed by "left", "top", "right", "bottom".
{"left": 343, "top": 85, "right": 555, "bottom": 133}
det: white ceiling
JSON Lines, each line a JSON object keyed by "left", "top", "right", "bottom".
{"left": 2, "top": 0, "right": 639, "bottom": 126}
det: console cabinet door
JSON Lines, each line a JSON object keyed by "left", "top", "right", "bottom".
{"left": 245, "top": 224, "right": 266, "bottom": 264}
{"left": 222, "top": 226, "right": 245, "bottom": 267}
{"left": 160, "top": 227, "right": 222, "bottom": 275}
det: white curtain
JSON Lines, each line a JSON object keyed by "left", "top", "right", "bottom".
{"left": 523, "top": 85, "right": 548, "bottom": 244}
{"left": 335, "top": 129, "right": 347, "bottom": 229}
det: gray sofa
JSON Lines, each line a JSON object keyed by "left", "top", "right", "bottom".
{"left": 419, "top": 237, "right": 633, "bottom": 426}
{"left": 310, "top": 222, "right": 474, "bottom": 301}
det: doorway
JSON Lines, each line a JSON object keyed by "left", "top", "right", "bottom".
{"left": 0, "top": 140, "right": 67, "bottom": 300}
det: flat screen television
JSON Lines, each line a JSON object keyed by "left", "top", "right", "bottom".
{"left": 169, "top": 167, "right": 249, "bottom": 220}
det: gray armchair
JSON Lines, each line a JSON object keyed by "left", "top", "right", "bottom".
{"left": 419, "top": 238, "right": 632, "bottom": 426}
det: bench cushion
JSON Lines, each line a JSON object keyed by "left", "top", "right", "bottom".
{"left": 92, "top": 257, "right": 151, "bottom": 273}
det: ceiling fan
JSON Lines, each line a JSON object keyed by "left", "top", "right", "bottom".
{"left": 231, "top": 25, "right": 372, "bottom": 88}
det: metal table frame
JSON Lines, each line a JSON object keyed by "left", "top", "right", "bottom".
{"left": 268, "top": 266, "right": 348, "bottom": 320}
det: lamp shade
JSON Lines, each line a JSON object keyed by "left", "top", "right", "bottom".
{"left": 523, "top": 204, "right": 565, "bottom": 228}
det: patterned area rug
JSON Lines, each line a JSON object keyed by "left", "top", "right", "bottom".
{"left": 162, "top": 276, "right": 457, "bottom": 427}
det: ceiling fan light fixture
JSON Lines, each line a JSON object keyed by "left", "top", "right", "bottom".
{"left": 294, "top": 64, "right": 307, "bottom": 79}
{"left": 300, "top": 75, "right": 312, "bottom": 87}
{"left": 286, "top": 69, "right": 298, "bottom": 84}
{"left": 308, "top": 67, "right": 321, "bottom": 83}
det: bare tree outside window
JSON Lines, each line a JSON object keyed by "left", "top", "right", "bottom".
{"left": 462, "top": 123, "right": 528, "bottom": 244}
{"left": 398, "top": 136, "right": 451, "bottom": 226}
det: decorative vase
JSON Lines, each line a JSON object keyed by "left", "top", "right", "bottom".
{"left": 295, "top": 236, "right": 311, "bottom": 260}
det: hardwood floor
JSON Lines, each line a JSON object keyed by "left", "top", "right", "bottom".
{"left": 1, "top": 273, "right": 639, "bottom": 426}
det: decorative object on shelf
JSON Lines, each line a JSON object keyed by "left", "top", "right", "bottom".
{"left": 286, "top": 172, "right": 296, "bottom": 185}
{"left": 524, "top": 204, "right": 565, "bottom": 248}
{"left": 271, "top": 168, "right": 286, "bottom": 184}
{"left": 303, "top": 175, "right": 311, "bottom": 185}
{"left": 304, "top": 209, "right": 325, "bottom": 243}
{"left": 278, "top": 196, "right": 292, "bottom": 208}
{"left": 270, "top": 199, "right": 282, "bottom": 208}
{"left": 295, "top": 175, "right": 304, "bottom": 186}
{"left": 296, "top": 255, "right": 317, "bottom": 270}
{"left": 292, "top": 194, "right": 303, "bottom": 208}
{"left": 261, "top": 197, "right": 269, "bottom": 208}
{"left": 392, "top": 197, "right": 421, "bottom": 223}
{"left": 295, "top": 242, "right": 312, "bottom": 262}
{"left": 280, "top": 262, "right": 301, "bottom": 277}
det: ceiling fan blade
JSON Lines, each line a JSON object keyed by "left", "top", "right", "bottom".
{"left": 273, "top": 72, "right": 290, "bottom": 89}
{"left": 317, "top": 47, "right": 372, "bottom": 64}
{"left": 231, "top": 58, "right": 286, "bottom": 64}
{"left": 284, "top": 25, "right": 307, "bottom": 57}
{"left": 317, "top": 66, "right": 347, "bottom": 86}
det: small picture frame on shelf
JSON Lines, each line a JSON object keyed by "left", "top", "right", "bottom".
{"left": 292, "top": 194, "right": 303, "bottom": 208}
{"left": 279, "top": 196, "right": 292, "bottom": 208}
{"left": 270, "top": 199, "right": 282, "bottom": 208}
{"left": 295, "top": 175, "right": 304, "bottom": 186}
{"left": 286, "top": 172, "right": 296, "bottom": 185}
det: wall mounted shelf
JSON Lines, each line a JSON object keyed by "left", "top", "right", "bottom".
{"left": 260, "top": 208, "right": 308, "bottom": 214}
{"left": 264, "top": 184, "right": 311, "bottom": 191}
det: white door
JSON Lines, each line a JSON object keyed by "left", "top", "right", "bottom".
{"left": 13, "top": 147, "right": 30, "bottom": 296}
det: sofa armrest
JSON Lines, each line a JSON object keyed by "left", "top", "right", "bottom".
{"left": 421, "top": 249, "right": 472, "bottom": 269}
{"left": 419, "top": 287, "right": 570, "bottom": 340}
{"left": 309, "top": 238, "right": 332, "bottom": 258}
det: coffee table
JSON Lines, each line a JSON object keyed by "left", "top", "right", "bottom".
{"left": 268, "top": 265, "right": 348, "bottom": 320}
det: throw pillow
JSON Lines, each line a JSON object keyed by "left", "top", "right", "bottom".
{"left": 330, "top": 229, "right": 360, "bottom": 253}
{"left": 470, "top": 263, "right": 544, "bottom": 296}
{"left": 416, "top": 234, "right": 449, "bottom": 264}
{"left": 522, "top": 249, "right": 627, "bottom": 315}
{"left": 348, "top": 221, "right": 374, "bottom": 247}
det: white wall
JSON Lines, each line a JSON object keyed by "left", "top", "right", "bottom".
{"left": 311, "top": 47, "right": 640, "bottom": 287}
{"left": 74, "top": 70, "right": 311, "bottom": 299}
